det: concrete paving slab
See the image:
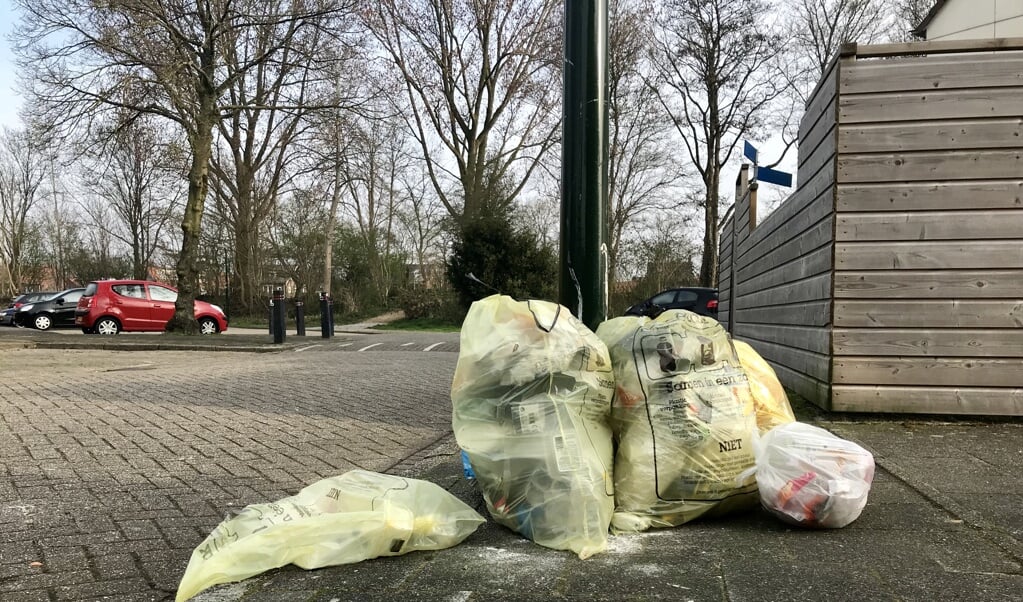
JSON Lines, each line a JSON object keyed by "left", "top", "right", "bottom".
{"left": 2, "top": 335, "right": 1021, "bottom": 601}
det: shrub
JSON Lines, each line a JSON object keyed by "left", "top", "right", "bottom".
{"left": 447, "top": 213, "right": 557, "bottom": 309}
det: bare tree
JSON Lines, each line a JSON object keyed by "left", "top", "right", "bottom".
{"left": 892, "top": 0, "right": 933, "bottom": 40}
{"left": 607, "top": 0, "right": 688, "bottom": 283}
{"left": 209, "top": 1, "right": 362, "bottom": 313}
{"left": 0, "top": 127, "right": 49, "bottom": 295}
{"left": 42, "top": 154, "right": 76, "bottom": 288}
{"left": 267, "top": 186, "right": 327, "bottom": 303}
{"left": 339, "top": 113, "right": 412, "bottom": 304}
{"left": 299, "top": 51, "right": 378, "bottom": 301}
{"left": 786, "top": 0, "right": 889, "bottom": 101}
{"left": 651, "top": 0, "right": 786, "bottom": 287}
{"left": 392, "top": 164, "right": 448, "bottom": 290}
{"left": 80, "top": 115, "right": 182, "bottom": 279}
{"left": 14, "top": 0, "right": 345, "bottom": 332}
{"left": 364, "top": 0, "right": 563, "bottom": 223}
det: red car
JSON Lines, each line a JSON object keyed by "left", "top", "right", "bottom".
{"left": 75, "top": 280, "right": 228, "bottom": 335}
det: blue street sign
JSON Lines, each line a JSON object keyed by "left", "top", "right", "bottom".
{"left": 756, "top": 165, "right": 793, "bottom": 187}
{"left": 743, "top": 141, "right": 758, "bottom": 163}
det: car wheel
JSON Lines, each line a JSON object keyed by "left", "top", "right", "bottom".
{"left": 95, "top": 317, "right": 121, "bottom": 335}
{"left": 33, "top": 314, "right": 53, "bottom": 330}
{"left": 198, "top": 317, "right": 219, "bottom": 335}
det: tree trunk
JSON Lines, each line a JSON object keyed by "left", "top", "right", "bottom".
{"left": 167, "top": 113, "right": 215, "bottom": 334}
{"left": 698, "top": 172, "right": 719, "bottom": 288}
{"left": 322, "top": 158, "right": 343, "bottom": 297}
{"left": 235, "top": 220, "right": 261, "bottom": 312}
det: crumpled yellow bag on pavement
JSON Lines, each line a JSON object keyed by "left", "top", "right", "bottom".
{"left": 733, "top": 340, "right": 796, "bottom": 433}
{"left": 451, "top": 294, "right": 615, "bottom": 559}
{"left": 596, "top": 310, "right": 759, "bottom": 532}
{"left": 175, "top": 470, "right": 485, "bottom": 601}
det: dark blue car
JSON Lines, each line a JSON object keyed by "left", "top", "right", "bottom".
{"left": 624, "top": 287, "right": 719, "bottom": 319}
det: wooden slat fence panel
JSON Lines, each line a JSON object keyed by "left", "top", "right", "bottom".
{"left": 839, "top": 119, "right": 1023, "bottom": 154}
{"left": 837, "top": 181, "right": 1023, "bottom": 212}
{"left": 833, "top": 357, "right": 1023, "bottom": 387}
{"left": 838, "top": 150, "right": 1023, "bottom": 183}
{"left": 834, "top": 270, "right": 1023, "bottom": 299}
{"left": 835, "top": 241, "right": 1023, "bottom": 270}
{"left": 840, "top": 88, "right": 1023, "bottom": 123}
{"left": 836, "top": 210, "right": 1023, "bottom": 241}
{"left": 717, "top": 60, "right": 838, "bottom": 410}
{"left": 833, "top": 328, "right": 1023, "bottom": 357}
{"left": 831, "top": 385, "right": 1023, "bottom": 415}
{"left": 834, "top": 300, "right": 1023, "bottom": 328}
{"left": 834, "top": 40, "right": 1023, "bottom": 415}
{"left": 840, "top": 54, "right": 1023, "bottom": 94}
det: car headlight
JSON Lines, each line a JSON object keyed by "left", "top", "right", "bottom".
{"left": 18, "top": 304, "right": 33, "bottom": 312}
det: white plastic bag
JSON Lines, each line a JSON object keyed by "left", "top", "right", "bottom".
{"left": 748, "top": 422, "right": 875, "bottom": 528}
{"left": 451, "top": 295, "right": 615, "bottom": 559}
{"left": 176, "top": 470, "right": 485, "bottom": 601}
{"left": 596, "top": 310, "right": 759, "bottom": 532}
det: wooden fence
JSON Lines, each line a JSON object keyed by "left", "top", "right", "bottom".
{"left": 719, "top": 39, "right": 1023, "bottom": 416}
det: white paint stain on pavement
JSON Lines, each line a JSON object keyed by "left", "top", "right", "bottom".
{"left": 358, "top": 343, "right": 383, "bottom": 351}
{"left": 424, "top": 342, "right": 445, "bottom": 351}
{"left": 294, "top": 345, "right": 322, "bottom": 353}
{"left": 400, "top": 342, "right": 415, "bottom": 346}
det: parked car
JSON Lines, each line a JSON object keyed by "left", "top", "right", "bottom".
{"left": 1, "top": 291, "right": 59, "bottom": 326}
{"left": 14, "top": 288, "right": 87, "bottom": 330}
{"left": 624, "top": 287, "right": 719, "bottom": 319}
{"left": 75, "top": 279, "right": 228, "bottom": 335}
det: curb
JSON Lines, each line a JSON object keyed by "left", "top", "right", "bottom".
{"left": 32, "top": 341, "right": 296, "bottom": 353}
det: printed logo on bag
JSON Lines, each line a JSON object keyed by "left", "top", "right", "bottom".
{"left": 699, "top": 337, "right": 714, "bottom": 366}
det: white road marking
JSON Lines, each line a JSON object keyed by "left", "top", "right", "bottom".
{"left": 359, "top": 343, "right": 383, "bottom": 352}
{"left": 400, "top": 342, "right": 415, "bottom": 347}
{"left": 295, "top": 345, "right": 321, "bottom": 353}
{"left": 424, "top": 342, "right": 445, "bottom": 352}
{"left": 337, "top": 343, "right": 353, "bottom": 347}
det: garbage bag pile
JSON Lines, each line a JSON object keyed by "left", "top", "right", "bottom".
{"left": 177, "top": 300, "right": 874, "bottom": 601}
{"left": 455, "top": 299, "right": 872, "bottom": 546}
{"left": 176, "top": 470, "right": 485, "bottom": 601}
{"left": 596, "top": 311, "right": 760, "bottom": 531}
{"left": 745, "top": 421, "right": 876, "bottom": 528}
{"left": 451, "top": 295, "right": 616, "bottom": 559}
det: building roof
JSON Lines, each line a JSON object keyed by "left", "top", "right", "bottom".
{"left": 912, "top": 1, "right": 947, "bottom": 38}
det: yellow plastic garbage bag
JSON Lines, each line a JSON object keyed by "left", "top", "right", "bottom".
{"left": 596, "top": 310, "right": 759, "bottom": 532}
{"left": 733, "top": 340, "right": 796, "bottom": 433}
{"left": 451, "top": 294, "right": 615, "bottom": 559}
{"left": 175, "top": 470, "right": 485, "bottom": 601}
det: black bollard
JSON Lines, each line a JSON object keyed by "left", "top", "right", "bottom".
{"left": 319, "top": 292, "right": 330, "bottom": 339}
{"left": 272, "top": 287, "right": 286, "bottom": 344}
{"left": 327, "top": 294, "right": 335, "bottom": 336}
{"left": 295, "top": 300, "right": 305, "bottom": 336}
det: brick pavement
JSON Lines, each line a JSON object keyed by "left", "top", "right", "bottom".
{"left": 0, "top": 346, "right": 457, "bottom": 601}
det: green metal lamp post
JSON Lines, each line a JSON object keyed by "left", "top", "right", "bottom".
{"left": 561, "top": 0, "right": 609, "bottom": 331}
